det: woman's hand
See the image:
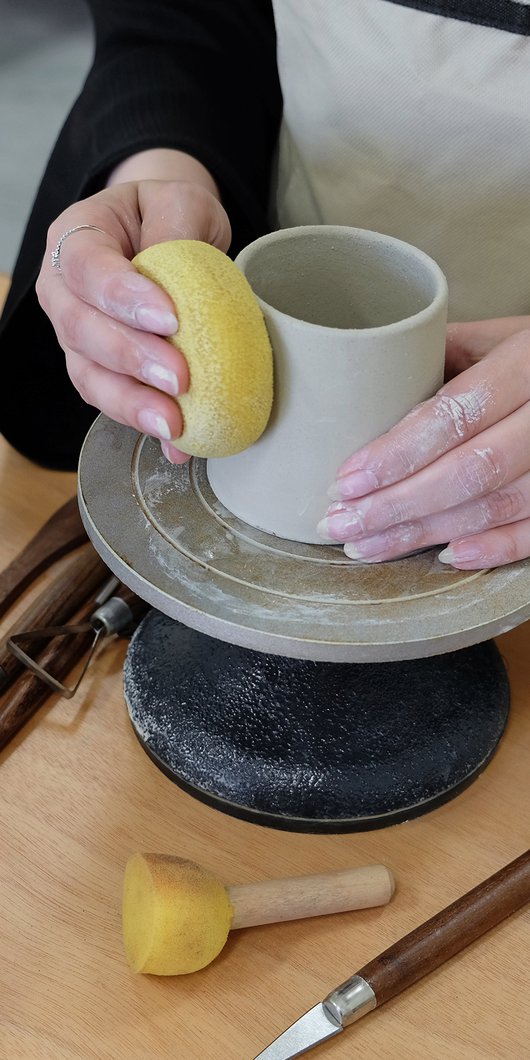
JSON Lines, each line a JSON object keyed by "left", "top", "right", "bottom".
{"left": 36, "top": 157, "right": 231, "bottom": 464}
{"left": 318, "top": 317, "right": 530, "bottom": 569}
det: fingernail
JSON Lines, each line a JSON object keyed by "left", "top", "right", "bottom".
{"left": 122, "top": 274, "right": 178, "bottom": 331}
{"left": 344, "top": 534, "right": 389, "bottom": 560}
{"left": 141, "top": 361, "right": 180, "bottom": 396}
{"left": 329, "top": 469, "right": 379, "bottom": 501}
{"left": 317, "top": 510, "right": 363, "bottom": 541}
{"left": 137, "top": 409, "right": 172, "bottom": 440}
{"left": 438, "top": 542, "right": 481, "bottom": 565}
{"left": 135, "top": 307, "right": 178, "bottom": 334}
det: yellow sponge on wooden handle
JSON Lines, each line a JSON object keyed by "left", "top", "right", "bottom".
{"left": 122, "top": 853, "right": 233, "bottom": 975}
{"left": 132, "top": 239, "right": 273, "bottom": 457}
{"left": 123, "top": 854, "right": 395, "bottom": 977}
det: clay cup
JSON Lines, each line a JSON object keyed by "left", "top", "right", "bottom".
{"left": 207, "top": 225, "right": 448, "bottom": 544}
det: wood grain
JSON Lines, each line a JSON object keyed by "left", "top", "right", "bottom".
{"left": 0, "top": 582, "right": 149, "bottom": 750}
{"left": 0, "top": 297, "right": 529, "bottom": 1057}
{"left": 0, "top": 543, "right": 108, "bottom": 692}
{"left": 360, "top": 849, "right": 530, "bottom": 1007}
{"left": 229, "top": 864, "right": 395, "bottom": 929}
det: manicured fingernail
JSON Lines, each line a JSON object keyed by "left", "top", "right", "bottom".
{"left": 137, "top": 409, "right": 172, "bottom": 440}
{"left": 141, "top": 361, "right": 180, "bottom": 396}
{"left": 121, "top": 275, "right": 178, "bottom": 330}
{"left": 329, "top": 469, "right": 379, "bottom": 501}
{"left": 317, "top": 510, "right": 363, "bottom": 541}
{"left": 438, "top": 543, "right": 481, "bottom": 565}
{"left": 344, "top": 534, "right": 389, "bottom": 560}
{"left": 135, "top": 307, "right": 178, "bottom": 334}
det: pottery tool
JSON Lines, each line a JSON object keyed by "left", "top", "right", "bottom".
{"left": 0, "top": 503, "right": 149, "bottom": 751}
{"left": 122, "top": 854, "right": 394, "bottom": 975}
{"left": 0, "top": 582, "right": 147, "bottom": 750}
{"left": 2, "top": 579, "right": 149, "bottom": 744}
{"left": 77, "top": 419, "right": 528, "bottom": 832}
{"left": 253, "top": 848, "right": 530, "bottom": 1059}
{"left": 133, "top": 239, "right": 273, "bottom": 457}
{"left": 0, "top": 543, "right": 108, "bottom": 692}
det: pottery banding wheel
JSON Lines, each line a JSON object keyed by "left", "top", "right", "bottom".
{"left": 78, "top": 417, "right": 529, "bottom": 830}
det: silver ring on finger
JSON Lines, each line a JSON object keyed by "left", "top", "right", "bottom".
{"left": 50, "top": 224, "right": 108, "bottom": 273}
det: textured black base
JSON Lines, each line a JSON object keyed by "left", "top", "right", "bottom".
{"left": 123, "top": 611, "right": 510, "bottom": 833}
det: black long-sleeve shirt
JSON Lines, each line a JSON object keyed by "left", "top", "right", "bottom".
{"left": 0, "top": 0, "right": 282, "bottom": 469}
{"left": 3, "top": 0, "right": 529, "bottom": 471}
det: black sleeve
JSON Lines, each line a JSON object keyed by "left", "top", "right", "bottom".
{"left": 0, "top": 0, "right": 282, "bottom": 469}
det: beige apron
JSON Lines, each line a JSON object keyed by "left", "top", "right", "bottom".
{"left": 271, "top": 0, "right": 530, "bottom": 320}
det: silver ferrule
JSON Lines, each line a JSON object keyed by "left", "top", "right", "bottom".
{"left": 323, "top": 975, "right": 376, "bottom": 1028}
{"left": 92, "top": 596, "right": 134, "bottom": 635}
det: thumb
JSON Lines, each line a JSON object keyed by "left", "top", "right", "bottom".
{"left": 138, "top": 180, "right": 232, "bottom": 255}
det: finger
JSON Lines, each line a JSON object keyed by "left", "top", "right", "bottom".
{"left": 445, "top": 316, "right": 530, "bottom": 378}
{"left": 46, "top": 281, "right": 189, "bottom": 396}
{"left": 438, "top": 517, "right": 530, "bottom": 569}
{"left": 318, "top": 401, "right": 530, "bottom": 541}
{"left": 64, "top": 348, "right": 183, "bottom": 441}
{"left": 41, "top": 227, "right": 179, "bottom": 336}
{"left": 40, "top": 182, "right": 231, "bottom": 339}
{"left": 160, "top": 440, "right": 191, "bottom": 465}
{"left": 331, "top": 328, "right": 530, "bottom": 501}
{"left": 342, "top": 472, "right": 530, "bottom": 563}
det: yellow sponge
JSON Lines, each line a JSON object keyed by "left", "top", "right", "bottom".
{"left": 133, "top": 239, "right": 273, "bottom": 457}
{"left": 122, "top": 853, "right": 234, "bottom": 975}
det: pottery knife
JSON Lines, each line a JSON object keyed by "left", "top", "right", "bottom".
{"left": 254, "top": 848, "right": 530, "bottom": 1059}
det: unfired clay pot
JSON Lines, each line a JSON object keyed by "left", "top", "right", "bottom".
{"left": 207, "top": 225, "right": 448, "bottom": 544}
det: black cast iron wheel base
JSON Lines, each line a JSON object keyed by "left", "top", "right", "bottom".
{"left": 123, "top": 611, "right": 510, "bottom": 833}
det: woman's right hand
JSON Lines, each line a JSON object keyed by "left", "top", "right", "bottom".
{"left": 36, "top": 175, "right": 231, "bottom": 463}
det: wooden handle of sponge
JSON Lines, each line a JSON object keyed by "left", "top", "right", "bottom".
{"left": 122, "top": 854, "right": 395, "bottom": 976}
{"left": 228, "top": 864, "right": 394, "bottom": 929}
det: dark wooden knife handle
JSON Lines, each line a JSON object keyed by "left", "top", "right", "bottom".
{"left": 359, "top": 849, "right": 530, "bottom": 1006}
{"left": 0, "top": 496, "right": 87, "bottom": 620}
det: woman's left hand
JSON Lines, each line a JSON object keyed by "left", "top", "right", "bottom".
{"left": 318, "top": 316, "right": 530, "bottom": 569}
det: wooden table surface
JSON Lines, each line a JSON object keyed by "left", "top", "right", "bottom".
{"left": 1, "top": 275, "right": 529, "bottom": 1059}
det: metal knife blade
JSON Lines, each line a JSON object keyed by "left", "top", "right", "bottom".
{"left": 253, "top": 849, "right": 530, "bottom": 1060}
{"left": 253, "top": 1002, "right": 342, "bottom": 1060}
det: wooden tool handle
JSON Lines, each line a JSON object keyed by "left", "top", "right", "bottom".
{"left": 0, "top": 582, "right": 147, "bottom": 752}
{"left": 0, "top": 623, "right": 94, "bottom": 752}
{"left": 0, "top": 496, "right": 87, "bottom": 620}
{"left": 358, "top": 849, "right": 530, "bottom": 1007}
{"left": 227, "top": 864, "right": 394, "bottom": 929}
{"left": 0, "top": 545, "right": 108, "bottom": 692}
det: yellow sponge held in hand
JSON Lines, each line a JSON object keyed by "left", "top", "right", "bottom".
{"left": 132, "top": 239, "right": 273, "bottom": 457}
